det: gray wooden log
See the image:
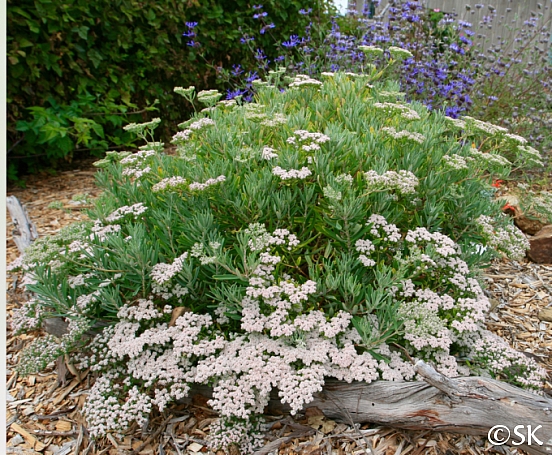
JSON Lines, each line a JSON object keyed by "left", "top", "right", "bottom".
{"left": 6, "top": 196, "right": 38, "bottom": 253}
{"left": 42, "top": 318, "right": 111, "bottom": 339}
{"left": 181, "top": 361, "right": 552, "bottom": 455}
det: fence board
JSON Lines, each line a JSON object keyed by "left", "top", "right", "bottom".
{"left": 348, "top": 0, "right": 552, "bottom": 55}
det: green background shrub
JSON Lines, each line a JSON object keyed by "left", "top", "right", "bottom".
{"left": 7, "top": 0, "right": 333, "bottom": 180}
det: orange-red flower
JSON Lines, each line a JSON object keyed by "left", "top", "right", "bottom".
{"left": 502, "top": 202, "right": 515, "bottom": 211}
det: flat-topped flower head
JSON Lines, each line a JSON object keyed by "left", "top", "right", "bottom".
{"left": 358, "top": 45, "right": 384, "bottom": 57}
{"left": 123, "top": 118, "right": 161, "bottom": 135}
{"left": 388, "top": 46, "right": 413, "bottom": 60}
{"left": 174, "top": 86, "right": 195, "bottom": 98}
{"left": 289, "top": 75, "right": 323, "bottom": 89}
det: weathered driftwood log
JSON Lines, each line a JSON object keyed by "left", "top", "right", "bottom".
{"left": 182, "top": 361, "right": 552, "bottom": 455}
{"left": 7, "top": 195, "right": 39, "bottom": 254}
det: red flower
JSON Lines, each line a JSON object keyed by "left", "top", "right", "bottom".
{"left": 492, "top": 179, "right": 504, "bottom": 188}
{"left": 502, "top": 202, "right": 515, "bottom": 211}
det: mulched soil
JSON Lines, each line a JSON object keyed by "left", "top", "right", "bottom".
{"left": 5, "top": 159, "right": 551, "bottom": 455}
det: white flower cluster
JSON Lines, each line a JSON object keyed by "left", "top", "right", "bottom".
{"left": 444, "top": 116, "right": 466, "bottom": 130}
{"left": 364, "top": 169, "right": 419, "bottom": 194}
{"left": 197, "top": 89, "right": 222, "bottom": 106}
{"left": 355, "top": 238, "right": 376, "bottom": 266}
{"left": 516, "top": 145, "right": 543, "bottom": 166}
{"left": 208, "top": 418, "right": 264, "bottom": 454}
{"left": 382, "top": 126, "right": 425, "bottom": 144}
{"left": 335, "top": 173, "right": 354, "bottom": 184}
{"left": 152, "top": 283, "right": 189, "bottom": 302}
{"left": 10, "top": 298, "right": 41, "bottom": 334}
{"left": 503, "top": 133, "right": 528, "bottom": 145}
{"left": 90, "top": 220, "right": 121, "bottom": 242}
{"left": 174, "top": 86, "right": 195, "bottom": 98}
{"left": 471, "top": 332, "right": 547, "bottom": 389}
{"left": 76, "top": 290, "right": 101, "bottom": 312}
{"left": 152, "top": 176, "right": 187, "bottom": 193}
{"left": 476, "top": 215, "right": 529, "bottom": 260}
{"left": 388, "top": 46, "right": 413, "bottom": 60}
{"left": 244, "top": 223, "right": 300, "bottom": 252}
{"left": 286, "top": 129, "right": 331, "bottom": 152}
{"left": 366, "top": 213, "right": 402, "bottom": 242}
{"left": 260, "top": 113, "right": 287, "bottom": 127}
{"left": 195, "top": 233, "right": 384, "bottom": 419}
{"left": 117, "top": 299, "right": 163, "bottom": 321}
{"left": 105, "top": 203, "right": 148, "bottom": 222}
{"left": 442, "top": 154, "right": 469, "bottom": 170}
{"left": 289, "top": 74, "right": 323, "bottom": 89}
{"left": 358, "top": 45, "right": 384, "bottom": 57}
{"left": 68, "top": 240, "right": 93, "bottom": 258}
{"left": 261, "top": 146, "right": 278, "bottom": 160}
{"left": 188, "top": 175, "right": 226, "bottom": 191}
{"left": 190, "top": 241, "right": 220, "bottom": 265}
{"left": 83, "top": 376, "right": 153, "bottom": 437}
{"left": 323, "top": 185, "right": 342, "bottom": 201}
{"left": 405, "top": 227, "right": 458, "bottom": 257}
{"left": 17, "top": 318, "right": 91, "bottom": 377}
{"left": 378, "top": 90, "right": 407, "bottom": 101}
{"left": 373, "top": 102, "right": 421, "bottom": 121}
{"left": 468, "top": 148, "right": 511, "bottom": 167}
{"left": 272, "top": 166, "right": 312, "bottom": 180}
{"left": 123, "top": 118, "right": 161, "bottom": 135}
{"left": 172, "top": 118, "right": 215, "bottom": 145}
{"left": 120, "top": 149, "right": 155, "bottom": 179}
{"left": 461, "top": 116, "right": 508, "bottom": 135}
{"left": 243, "top": 103, "right": 268, "bottom": 122}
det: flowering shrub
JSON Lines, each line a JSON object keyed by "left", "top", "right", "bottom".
{"left": 217, "top": 0, "right": 550, "bottom": 161}
{"left": 11, "top": 72, "right": 545, "bottom": 452}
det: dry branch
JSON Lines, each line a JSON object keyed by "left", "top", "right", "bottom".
{"left": 183, "top": 361, "right": 552, "bottom": 455}
{"left": 264, "top": 360, "right": 552, "bottom": 455}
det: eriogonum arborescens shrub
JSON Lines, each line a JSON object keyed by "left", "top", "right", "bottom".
{"left": 10, "top": 70, "right": 545, "bottom": 452}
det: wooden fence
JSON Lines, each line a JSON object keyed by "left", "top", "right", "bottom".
{"left": 348, "top": 0, "right": 552, "bottom": 55}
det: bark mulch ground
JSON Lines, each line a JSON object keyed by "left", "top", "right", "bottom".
{"left": 5, "top": 160, "right": 551, "bottom": 455}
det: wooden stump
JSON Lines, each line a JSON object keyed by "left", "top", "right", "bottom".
{"left": 7, "top": 196, "right": 38, "bottom": 253}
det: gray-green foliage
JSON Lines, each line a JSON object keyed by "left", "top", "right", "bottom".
{"left": 16, "top": 72, "right": 531, "bottom": 345}
{"left": 11, "top": 74, "right": 544, "bottom": 443}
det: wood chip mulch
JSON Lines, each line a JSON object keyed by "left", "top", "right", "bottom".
{"left": 5, "top": 161, "right": 551, "bottom": 455}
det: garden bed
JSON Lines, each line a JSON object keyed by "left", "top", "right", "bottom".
{"left": 6, "top": 159, "right": 551, "bottom": 455}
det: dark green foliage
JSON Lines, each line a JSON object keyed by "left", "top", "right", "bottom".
{"left": 7, "top": 0, "right": 331, "bottom": 180}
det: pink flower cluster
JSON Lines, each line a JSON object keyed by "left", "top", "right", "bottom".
{"left": 150, "top": 252, "right": 189, "bottom": 284}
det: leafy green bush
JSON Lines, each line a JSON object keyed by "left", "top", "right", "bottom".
{"left": 11, "top": 69, "right": 545, "bottom": 451}
{"left": 7, "top": 0, "right": 332, "bottom": 180}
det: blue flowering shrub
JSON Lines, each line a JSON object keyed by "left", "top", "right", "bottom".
{"left": 10, "top": 70, "right": 546, "bottom": 452}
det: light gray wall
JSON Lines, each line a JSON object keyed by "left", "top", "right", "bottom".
{"left": 348, "top": 0, "right": 552, "bottom": 55}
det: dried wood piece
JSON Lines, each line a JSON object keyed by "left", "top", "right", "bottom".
{"left": 9, "top": 422, "right": 47, "bottom": 451}
{"left": 6, "top": 196, "right": 38, "bottom": 253}
{"left": 260, "top": 360, "right": 552, "bottom": 455}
